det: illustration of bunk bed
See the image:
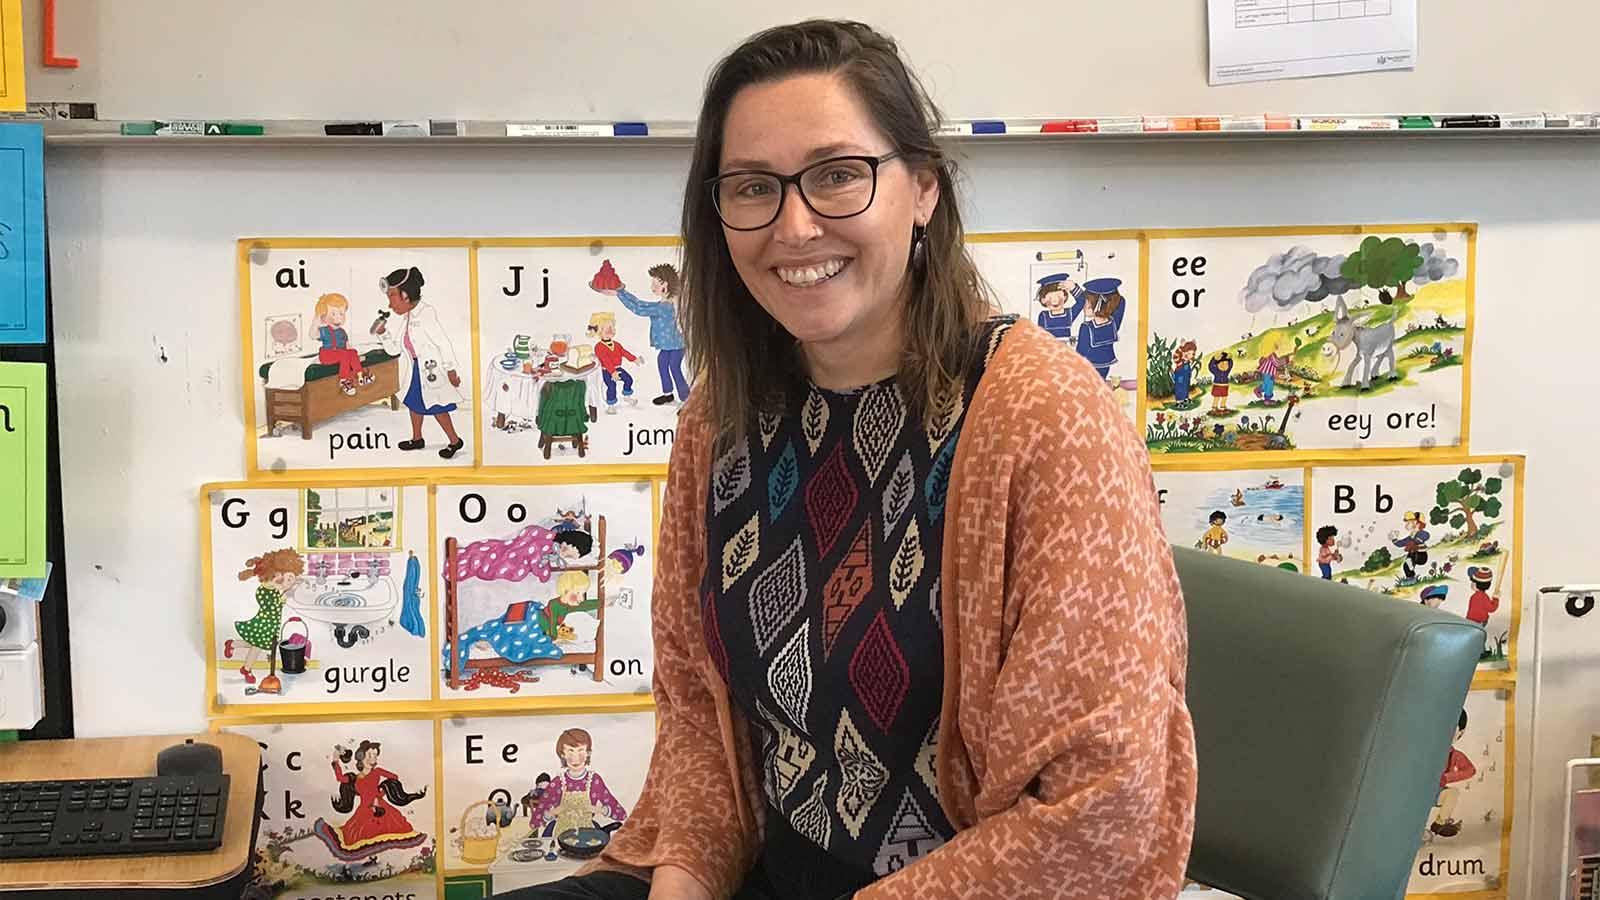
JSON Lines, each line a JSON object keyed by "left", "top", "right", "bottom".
{"left": 443, "top": 515, "right": 608, "bottom": 688}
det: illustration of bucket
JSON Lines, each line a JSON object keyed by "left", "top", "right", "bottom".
{"left": 459, "top": 799, "right": 501, "bottom": 865}
{"left": 278, "top": 617, "right": 311, "bottom": 675}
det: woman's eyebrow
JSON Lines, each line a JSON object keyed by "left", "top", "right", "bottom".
{"left": 720, "top": 142, "right": 870, "bottom": 172}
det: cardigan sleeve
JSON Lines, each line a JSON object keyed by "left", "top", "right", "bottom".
{"left": 860, "top": 335, "right": 1196, "bottom": 900}
{"left": 576, "top": 394, "right": 760, "bottom": 898}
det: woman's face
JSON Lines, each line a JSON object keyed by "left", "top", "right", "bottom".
{"left": 561, "top": 743, "right": 588, "bottom": 768}
{"left": 718, "top": 73, "right": 939, "bottom": 355}
{"left": 386, "top": 287, "right": 411, "bottom": 315}
{"left": 360, "top": 746, "right": 379, "bottom": 769}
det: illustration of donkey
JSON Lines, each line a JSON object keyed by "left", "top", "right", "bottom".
{"left": 1329, "top": 293, "right": 1398, "bottom": 390}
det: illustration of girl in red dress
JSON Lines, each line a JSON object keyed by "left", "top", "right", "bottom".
{"left": 311, "top": 740, "right": 430, "bottom": 862}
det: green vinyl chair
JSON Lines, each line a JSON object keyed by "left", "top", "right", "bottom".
{"left": 1173, "top": 547, "right": 1484, "bottom": 900}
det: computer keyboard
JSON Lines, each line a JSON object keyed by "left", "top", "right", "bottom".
{"left": 0, "top": 774, "right": 229, "bottom": 860}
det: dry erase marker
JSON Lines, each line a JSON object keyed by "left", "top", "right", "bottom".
{"left": 1094, "top": 116, "right": 1144, "bottom": 133}
{"left": 1544, "top": 114, "right": 1572, "bottom": 128}
{"left": 1439, "top": 115, "right": 1500, "bottom": 128}
{"left": 508, "top": 122, "right": 611, "bottom": 137}
{"left": 121, "top": 120, "right": 264, "bottom": 135}
{"left": 1040, "top": 119, "right": 1097, "bottom": 132}
{"left": 1571, "top": 114, "right": 1600, "bottom": 128}
{"left": 1195, "top": 117, "right": 1221, "bottom": 131}
{"left": 1142, "top": 116, "right": 1197, "bottom": 132}
{"left": 937, "top": 120, "right": 1005, "bottom": 134}
{"left": 1298, "top": 116, "right": 1399, "bottom": 131}
{"left": 1399, "top": 116, "right": 1437, "bottom": 128}
{"left": 382, "top": 120, "right": 430, "bottom": 136}
{"left": 325, "top": 122, "right": 382, "bottom": 135}
{"left": 1219, "top": 115, "right": 1268, "bottom": 131}
{"left": 1264, "top": 115, "right": 1295, "bottom": 130}
{"left": 1498, "top": 114, "right": 1544, "bottom": 129}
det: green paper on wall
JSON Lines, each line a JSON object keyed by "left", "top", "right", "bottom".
{"left": 0, "top": 361, "right": 45, "bottom": 577}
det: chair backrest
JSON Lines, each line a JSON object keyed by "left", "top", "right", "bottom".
{"left": 1174, "top": 548, "right": 1483, "bottom": 900}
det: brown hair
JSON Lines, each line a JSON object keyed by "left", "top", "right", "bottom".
{"left": 555, "top": 728, "right": 592, "bottom": 763}
{"left": 1173, "top": 339, "right": 1199, "bottom": 366}
{"left": 647, "top": 263, "right": 681, "bottom": 298}
{"left": 237, "top": 548, "right": 305, "bottom": 582}
{"left": 1035, "top": 282, "right": 1070, "bottom": 305}
{"left": 1090, "top": 289, "right": 1125, "bottom": 321}
{"left": 679, "top": 19, "right": 995, "bottom": 445}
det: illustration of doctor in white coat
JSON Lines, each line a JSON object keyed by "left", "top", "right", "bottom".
{"left": 370, "top": 266, "right": 466, "bottom": 459}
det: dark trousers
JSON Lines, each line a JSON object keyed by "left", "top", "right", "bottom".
{"left": 493, "top": 866, "right": 782, "bottom": 899}
{"left": 494, "top": 812, "right": 869, "bottom": 899}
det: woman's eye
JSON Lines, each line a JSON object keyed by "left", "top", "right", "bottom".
{"left": 735, "top": 180, "right": 772, "bottom": 198}
{"left": 821, "top": 167, "right": 860, "bottom": 185}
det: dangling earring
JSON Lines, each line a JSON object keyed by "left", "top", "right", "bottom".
{"left": 910, "top": 223, "right": 928, "bottom": 267}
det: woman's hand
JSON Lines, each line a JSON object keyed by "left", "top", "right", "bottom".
{"left": 447, "top": 370, "right": 461, "bottom": 388}
{"left": 647, "top": 865, "right": 713, "bottom": 900}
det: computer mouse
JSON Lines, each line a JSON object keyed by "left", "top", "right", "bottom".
{"left": 157, "top": 738, "right": 224, "bottom": 777}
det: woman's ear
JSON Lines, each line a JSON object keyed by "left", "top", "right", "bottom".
{"left": 913, "top": 165, "right": 940, "bottom": 227}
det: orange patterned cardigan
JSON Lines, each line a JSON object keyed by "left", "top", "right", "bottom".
{"left": 580, "top": 320, "right": 1197, "bottom": 898}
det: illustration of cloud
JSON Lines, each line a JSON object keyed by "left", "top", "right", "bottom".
{"left": 1411, "top": 243, "right": 1461, "bottom": 287}
{"left": 1241, "top": 247, "right": 1357, "bottom": 312}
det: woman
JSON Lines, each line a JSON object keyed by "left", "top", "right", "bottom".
{"left": 510, "top": 19, "right": 1194, "bottom": 900}
{"left": 371, "top": 266, "right": 466, "bottom": 459}
{"left": 310, "top": 740, "right": 429, "bottom": 862}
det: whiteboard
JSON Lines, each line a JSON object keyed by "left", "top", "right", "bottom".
{"left": 22, "top": 0, "right": 1600, "bottom": 122}
{"left": 41, "top": 135, "right": 1600, "bottom": 900}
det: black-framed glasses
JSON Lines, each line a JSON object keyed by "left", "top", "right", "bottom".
{"left": 707, "top": 151, "right": 903, "bottom": 231}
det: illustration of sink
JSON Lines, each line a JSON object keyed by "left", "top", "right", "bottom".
{"left": 288, "top": 576, "right": 398, "bottom": 627}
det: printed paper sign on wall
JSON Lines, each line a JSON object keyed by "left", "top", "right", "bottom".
{"left": 1308, "top": 457, "right": 1520, "bottom": 672}
{"left": 242, "top": 243, "right": 475, "bottom": 475}
{"left": 221, "top": 717, "right": 439, "bottom": 900}
{"left": 1144, "top": 226, "right": 1472, "bottom": 458}
{"left": 968, "top": 233, "right": 1143, "bottom": 423}
{"left": 476, "top": 242, "right": 688, "bottom": 468}
{"left": 1154, "top": 466, "right": 1305, "bottom": 573}
{"left": 434, "top": 480, "right": 655, "bottom": 702}
{"left": 1407, "top": 687, "right": 1513, "bottom": 897}
{"left": 438, "top": 710, "right": 653, "bottom": 888}
{"left": 204, "top": 482, "right": 434, "bottom": 712}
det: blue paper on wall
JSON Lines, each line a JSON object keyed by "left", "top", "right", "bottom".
{"left": 0, "top": 123, "right": 43, "bottom": 344}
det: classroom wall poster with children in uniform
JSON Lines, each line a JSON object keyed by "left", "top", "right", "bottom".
{"left": 967, "top": 234, "right": 1143, "bottom": 423}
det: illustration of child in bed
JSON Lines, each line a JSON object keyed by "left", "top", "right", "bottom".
{"left": 315, "top": 293, "right": 372, "bottom": 396}
{"left": 548, "top": 529, "right": 594, "bottom": 569}
{"left": 540, "top": 570, "right": 600, "bottom": 641}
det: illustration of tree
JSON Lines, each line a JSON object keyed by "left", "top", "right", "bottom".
{"left": 1340, "top": 236, "right": 1424, "bottom": 302}
{"left": 1430, "top": 468, "right": 1504, "bottom": 539}
{"left": 1362, "top": 546, "right": 1393, "bottom": 573}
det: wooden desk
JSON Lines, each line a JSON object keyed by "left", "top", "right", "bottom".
{"left": 0, "top": 732, "right": 260, "bottom": 894}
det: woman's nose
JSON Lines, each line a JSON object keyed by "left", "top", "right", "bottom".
{"left": 772, "top": 183, "right": 822, "bottom": 245}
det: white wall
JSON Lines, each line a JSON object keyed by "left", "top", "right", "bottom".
{"left": 31, "top": 3, "right": 1600, "bottom": 897}
{"left": 44, "top": 135, "right": 1600, "bottom": 900}
{"left": 19, "top": 0, "right": 1600, "bottom": 121}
